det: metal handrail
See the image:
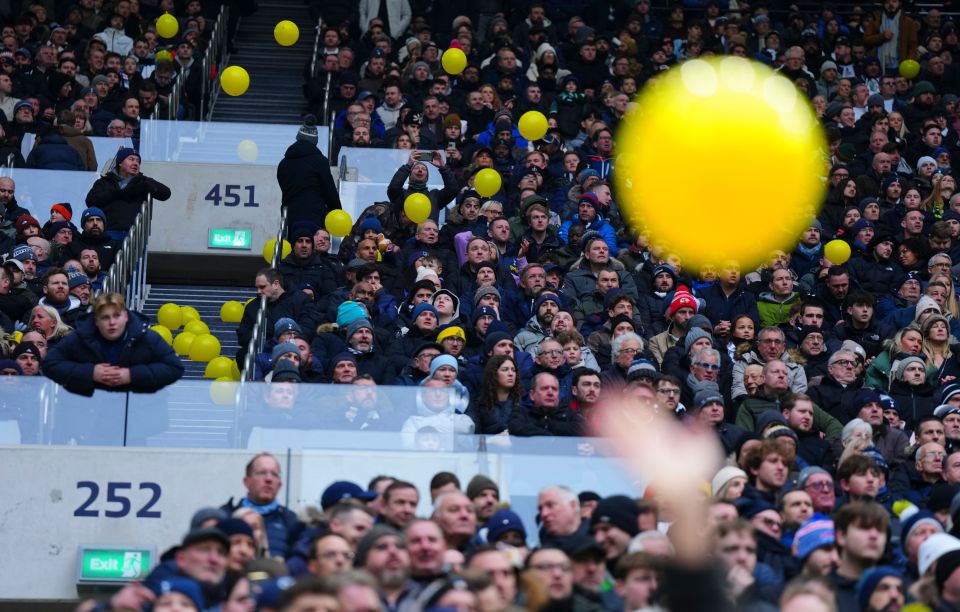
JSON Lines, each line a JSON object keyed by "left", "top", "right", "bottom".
{"left": 100, "top": 195, "right": 154, "bottom": 311}
{"left": 309, "top": 18, "right": 323, "bottom": 80}
{"left": 320, "top": 72, "right": 332, "bottom": 126}
{"left": 201, "top": 4, "right": 230, "bottom": 121}
{"left": 328, "top": 109, "right": 336, "bottom": 158}
{"left": 241, "top": 206, "right": 288, "bottom": 381}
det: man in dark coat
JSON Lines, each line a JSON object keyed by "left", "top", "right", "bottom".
{"left": 278, "top": 221, "right": 338, "bottom": 297}
{"left": 43, "top": 291, "right": 183, "bottom": 396}
{"left": 59, "top": 207, "right": 120, "bottom": 269}
{"left": 25, "top": 132, "right": 86, "bottom": 170}
{"left": 85, "top": 147, "right": 171, "bottom": 239}
{"left": 508, "top": 372, "right": 583, "bottom": 436}
{"left": 277, "top": 115, "right": 342, "bottom": 237}
{"left": 386, "top": 151, "right": 460, "bottom": 223}
{"left": 236, "top": 268, "right": 318, "bottom": 366}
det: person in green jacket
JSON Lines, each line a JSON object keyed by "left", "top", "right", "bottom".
{"left": 757, "top": 268, "right": 801, "bottom": 328}
{"left": 864, "top": 324, "right": 938, "bottom": 389}
{"left": 736, "top": 359, "right": 843, "bottom": 442}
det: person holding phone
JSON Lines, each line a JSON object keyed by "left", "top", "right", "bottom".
{"left": 386, "top": 149, "right": 460, "bottom": 224}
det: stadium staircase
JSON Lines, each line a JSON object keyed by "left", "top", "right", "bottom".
{"left": 210, "top": 0, "right": 314, "bottom": 124}
{"left": 141, "top": 284, "right": 252, "bottom": 379}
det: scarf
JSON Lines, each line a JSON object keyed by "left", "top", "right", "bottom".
{"left": 878, "top": 11, "right": 900, "bottom": 71}
{"left": 796, "top": 243, "right": 822, "bottom": 260}
{"left": 240, "top": 496, "right": 279, "bottom": 515}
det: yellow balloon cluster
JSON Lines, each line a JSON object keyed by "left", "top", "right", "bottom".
{"left": 173, "top": 331, "right": 196, "bottom": 356}
{"left": 262, "top": 238, "right": 292, "bottom": 264}
{"left": 189, "top": 334, "right": 221, "bottom": 362}
{"left": 150, "top": 324, "right": 173, "bottom": 345}
{"left": 274, "top": 20, "right": 299, "bottom": 46}
{"left": 614, "top": 57, "right": 826, "bottom": 271}
{"left": 184, "top": 320, "right": 209, "bottom": 336}
{"left": 156, "top": 13, "right": 178, "bottom": 38}
{"left": 204, "top": 356, "right": 235, "bottom": 379}
{"left": 181, "top": 306, "right": 201, "bottom": 324}
{"left": 221, "top": 66, "right": 250, "bottom": 96}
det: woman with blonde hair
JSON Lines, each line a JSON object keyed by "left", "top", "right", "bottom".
{"left": 922, "top": 313, "right": 954, "bottom": 371}
{"left": 26, "top": 304, "right": 72, "bottom": 345}
{"left": 865, "top": 324, "right": 932, "bottom": 388}
{"left": 232, "top": 507, "right": 270, "bottom": 559}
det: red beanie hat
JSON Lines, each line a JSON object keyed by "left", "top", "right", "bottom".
{"left": 667, "top": 286, "right": 697, "bottom": 318}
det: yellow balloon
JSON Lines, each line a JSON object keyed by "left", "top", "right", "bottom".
{"left": 173, "top": 331, "right": 196, "bottom": 356}
{"left": 237, "top": 139, "right": 259, "bottom": 163}
{"left": 615, "top": 57, "right": 826, "bottom": 270}
{"left": 184, "top": 320, "right": 210, "bottom": 336}
{"left": 181, "top": 306, "right": 201, "bottom": 324}
{"left": 220, "top": 300, "right": 244, "bottom": 323}
{"left": 518, "top": 111, "right": 548, "bottom": 141}
{"left": 150, "top": 324, "right": 173, "bottom": 345}
{"left": 474, "top": 168, "right": 502, "bottom": 198}
{"left": 441, "top": 48, "right": 467, "bottom": 75}
{"left": 13, "top": 330, "right": 22, "bottom": 343}
{"left": 274, "top": 20, "right": 299, "bottom": 46}
{"left": 230, "top": 359, "right": 242, "bottom": 381}
{"left": 156, "top": 13, "right": 178, "bottom": 38}
{"left": 157, "top": 303, "right": 182, "bottom": 330}
{"left": 404, "top": 193, "right": 431, "bottom": 223}
{"left": 245, "top": 297, "right": 255, "bottom": 307}
{"left": 204, "top": 356, "right": 234, "bottom": 379}
{"left": 325, "top": 209, "right": 353, "bottom": 237}
{"left": 189, "top": 334, "right": 221, "bottom": 362}
{"left": 221, "top": 66, "right": 250, "bottom": 96}
{"left": 899, "top": 59, "right": 920, "bottom": 79}
{"left": 824, "top": 239, "right": 852, "bottom": 265}
{"left": 154, "top": 49, "right": 173, "bottom": 63}
{"left": 262, "top": 238, "right": 292, "bottom": 264}
{"left": 209, "top": 378, "right": 238, "bottom": 405}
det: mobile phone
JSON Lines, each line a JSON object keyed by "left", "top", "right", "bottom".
{"left": 447, "top": 141, "right": 456, "bottom": 150}
{"left": 416, "top": 150, "right": 432, "bottom": 161}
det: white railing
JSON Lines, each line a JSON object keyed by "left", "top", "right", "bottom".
{"left": 99, "top": 196, "right": 154, "bottom": 312}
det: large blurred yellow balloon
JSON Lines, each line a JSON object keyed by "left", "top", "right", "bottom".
{"left": 441, "top": 48, "right": 467, "bottom": 75}
{"left": 157, "top": 303, "right": 182, "bottom": 330}
{"left": 184, "top": 320, "right": 210, "bottom": 336}
{"left": 209, "top": 378, "right": 238, "bottom": 405}
{"left": 181, "top": 306, "right": 201, "bottom": 324}
{"left": 262, "top": 238, "right": 292, "bottom": 263}
{"left": 150, "top": 324, "right": 173, "bottom": 345}
{"left": 474, "top": 168, "right": 502, "bottom": 198}
{"left": 274, "top": 20, "right": 299, "bottom": 46}
{"left": 173, "top": 331, "right": 196, "bottom": 356}
{"left": 189, "top": 334, "right": 221, "bottom": 362}
{"left": 204, "top": 356, "right": 234, "bottom": 379}
{"left": 220, "top": 300, "right": 244, "bottom": 323}
{"left": 156, "top": 13, "right": 178, "bottom": 38}
{"left": 824, "top": 239, "right": 851, "bottom": 265}
{"left": 221, "top": 66, "right": 250, "bottom": 96}
{"left": 325, "top": 209, "right": 353, "bottom": 237}
{"left": 237, "top": 139, "right": 258, "bottom": 163}
{"left": 899, "top": 59, "right": 920, "bottom": 79}
{"left": 404, "top": 193, "right": 431, "bottom": 223}
{"left": 615, "top": 57, "right": 826, "bottom": 270}
{"left": 518, "top": 111, "right": 548, "bottom": 141}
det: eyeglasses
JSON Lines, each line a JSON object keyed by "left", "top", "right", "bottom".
{"left": 804, "top": 480, "right": 833, "bottom": 491}
{"left": 922, "top": 451, "right": 946, "bottom": 460}
{"left": 540, "top": 349, "right": 563, "bottom": 356}
{"left": 693, "top": 362, "right": 721, "bottom": 371}
{"left": 658, "top": 388, "right": 681, "bottom": 395}
{"left": 318, "top": 550, "right": 355, "bottom": 560}
{"left": 619, "top": 347, "right": 641, "bottom": 356}
{"left": 831, "top": 359, "right": 856, "bottom": 367}
{"left": 758, "top": 517, "right": 782, "bottom": 529}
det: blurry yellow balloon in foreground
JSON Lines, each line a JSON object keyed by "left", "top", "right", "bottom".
{"left": 237, "top": 139, "right": 259, "bottom": 162}
{"left": 615, "top": 57, "right": 826, "bottom": 270}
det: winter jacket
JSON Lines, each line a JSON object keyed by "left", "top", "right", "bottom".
{"left": 86, "top": 172, "right": 172, "bottom": 232}
{"left": 466, "top": 397, "right": 517, "bottom": 434}
{"left": 508, "top": 397, "right": 583, "bottom": 436}
{"left": 514, "top": 316, "right": 550, "bottom": 354}
{"left": 736, "top": 392, "right": 843, "bottom": 443}
{"left": 806, "top": 375, "right": 863, "bottom": 421}
{"left": 43, "top": 310, "right": 184, "bottom": 396}
{"left": 732, "top": 350, "right": 808, "bottom": 400}
{"left": 26, "top": 133, "right": 86, "bottom": 170}
{"left": 278, "top": 253, "right": 338, "bottom": 297}
{"left": 386, "top": 163, "right": 459, "bottom": 223}
{"left": 700, "top": 282, "right": 760, "bottom": 327}
{"left": 277, "top": 141, "right": 342, "bottom": 233}
{"left": 888, "top": 379, "right": 938, "bottom": 430}
{"left": 236, "top": 291, "right": 318, "bottom": 364}
{"left": 757, "top": 291, "right": 800, "bottom": 327}
{"left": 59, "top": 231, "right": 120, "bottom": 269}
{"left": 562, "top": 260, "right": 639, "bottom": 304}
{"left": 847, "top": 256, "right": 902, "bottom": 296}
{"left": 560, "top": 215, "right": 619, "bottom": 255}
{"left": 58, "top": 124, "right": 97, "bottom": 171}
{"left": 220, "top": 496, "right": 304, "bottom": 559}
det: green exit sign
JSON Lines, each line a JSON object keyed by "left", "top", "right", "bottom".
{"left": 208, "top": 228, "right": 252, "bottom": 250}
{"left": 77, "top": 547, "right": 154, "bottom": 584}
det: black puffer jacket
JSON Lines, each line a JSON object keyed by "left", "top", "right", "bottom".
{"left": 277, "top": 140, "right": 342, "bottom": 234}
{"left": 43, "top": 310, "right": 184, "bottom": 396}
{"left": 85, "top": 172, "right": 171, "bottom": 232}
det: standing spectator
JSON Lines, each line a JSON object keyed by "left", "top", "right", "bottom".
{"left": 85, "top": 147, "right": 171, "bottom": 239}
{"left": 43, "top": 291, "right": 183, "bottom": 395}
{"left": 863, "top": 0, "right": 919, "bottom": 73}
{"left": 277, "top": 116, "right": 342, "bottom": 236}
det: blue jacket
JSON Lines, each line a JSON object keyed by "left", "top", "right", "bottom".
{"left": 560, "top": 215, "right": 618, "bottom": 255}
{"left": 699, "top": 282, "right": 760, "bottom": 326}
{"left": 220, "top": 496, "right": 304, "bottom": 559}
{"left": 43, "top": 310, "right": 184, "bottom": 396}
{"left": 26, "top": 133, "right": 85, "bottom": 170}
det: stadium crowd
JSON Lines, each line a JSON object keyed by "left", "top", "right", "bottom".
{"left": 1, "top": 0, "right": 960, "bottom": 609}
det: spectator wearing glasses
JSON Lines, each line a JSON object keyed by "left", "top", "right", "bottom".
{"left": 732, "top": 326, "right": 807, "bottom": 401}
{"left": 808, "top": 350, "right": 865, "bottom": 418}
